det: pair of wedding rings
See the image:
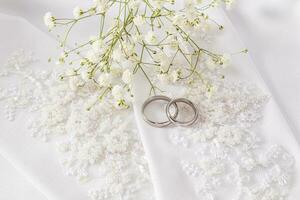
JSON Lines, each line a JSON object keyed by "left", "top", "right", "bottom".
{"left": 142, "top": 95, "right": 198, "bottom": 128}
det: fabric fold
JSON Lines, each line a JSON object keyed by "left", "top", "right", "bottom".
{"left": 132, "top": 8, "right": 300, "bottom": 200}
{"left": 0, "top": 3, "right": 299, "bottom": 200}
{"left": 0, "top": 14, "right": 89, "bottom": 200}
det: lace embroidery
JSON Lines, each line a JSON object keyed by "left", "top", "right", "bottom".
{"left": 0, "top": 49, "right": 296, "bottom": 200}
{"left": 167, "top": 76, "right": 295, "bottom": 200}
{"left": 0, "top": 49, "right": 154, "bottom": 200}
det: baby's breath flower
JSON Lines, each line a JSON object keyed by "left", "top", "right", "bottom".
{"left": 152, "top": 0, "right": 166, "bottom": 9}
{"left": 133, "top": 15, "right": 145, "bottom": 27}
{"left": 171, "top": 69, "right": 181, "bottom": 82}
{"left": 122, "top": 69, "right": 132, "bottom": 84}
{"left": 211, "top": 0, "right": 221, "bottom": 7}
{"left": 81, "top": 68, "right": 92, "bottom": 81}
{"left": 112, "top": 85, "right": 124, "bottom": 99}
{"left": 69, "top": 76, "right": 84, "bottom": 91}
{"left": 44, "top": 0, "right": 238, "bottom": 108}
{"left": 145, "top": 31, "right": 157, "bottom": 45}
{"left": 172, "top": 14, "right": 184, "bottom": 26}
{"left": 91, "top": 39, "right": 104, "bottom": 51}
{"left": 86, "top": 49, "right": 103, "bottom": 63}
{"left": 65, "top": 68, "right": 77, "bottom": 76}
{"left": 128, "top": 0, "right": 142, "bottom": 9}
{"left": 219, "top": 53, "right": 231, "bottom": 68}
{"left": 44, "top": 12, "right": 55, "bottom": 30}
{"left": 112, "top": 48, "right": 123, "bottom": 62}
{"left": 121, "top": 41, "right": 135, "bottom": 57}
{"left": 224, "top": 0, "right": 235, "bottom": 9}
{"left": 206, "top": 57, "right": 217, "bottom": 70}
{"left": 167, "top": 35, "right": 180, "bottom": 49}
{"left": 73, "top": 6, "right": 84, "bottom": 19}
{"left": 94, "top": 0, "right": 109, "bottom": 13}
{"left": 132, "top": 33, "right": 142, "bottom": 43}
{"left": 115, "top": 99, "right": 129, "bottom": 109}
{"left": 80, "top": 59, "right": 87, "bottom": 66}
{"left": 97, "top": 73, "right": 113, "bottom": 87}
{"left": 56, "top": 52, "right": 67, "bottom": 65}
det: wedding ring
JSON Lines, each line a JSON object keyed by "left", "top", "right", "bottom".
{"left": 142, "top": 95, "right": 179, "bottom": 128}
{"left": 166, "top": 98, "right": 198, "bottom": 127}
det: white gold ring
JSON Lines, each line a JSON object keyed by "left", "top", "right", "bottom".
{"left": 166, "top": 98, "right": 198, "bottom": 127}
{"left": 142, "top": 95, "right": 179, "bottom": 128}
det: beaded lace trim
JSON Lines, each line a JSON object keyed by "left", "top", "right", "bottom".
{"left": 167, "top": 75, "right": 295, "bottom": 200}
{"left": 0, "top": 49, "right": 154, "bottom": 200}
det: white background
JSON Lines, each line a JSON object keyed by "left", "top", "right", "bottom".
{"left": 0, "top": 0, "right": 299, "bottom": 199}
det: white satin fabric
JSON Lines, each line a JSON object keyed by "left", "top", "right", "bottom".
{"left": 0, "top": 1, "right": 300, "bottom": 200}
{"left": 0, "top": 13, "right": 90, "bottom": 200}
{"left": 133, "top": 8, "right": 300, "bottom": 200}
{"left": 0, "top": 154, "right": 47, "bottom": 200}
{"left": 226, "top": 0, "right": 300, "bottom": 142}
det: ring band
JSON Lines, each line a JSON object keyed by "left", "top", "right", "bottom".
{"left": 166, "top": 98, "right": 198, "bottom": 127}
{"left": 142, "top": 95, "right": 179, "bottom": 128}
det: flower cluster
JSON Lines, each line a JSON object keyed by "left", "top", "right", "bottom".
{"left": 44, "top": 0, "right": 240, "bottom": 110}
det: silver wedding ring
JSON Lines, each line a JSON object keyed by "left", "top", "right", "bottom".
{"left": 166, "top": 98, "right": 198, "bottom": 127}
{"left": 142, "top": 95, "right": 198, "bottom": 128}
{"left": 142, "top": 95, "right": 179, "bottom": 128}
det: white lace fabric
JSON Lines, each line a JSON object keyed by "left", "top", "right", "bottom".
{"left": 0, "top": 9, "right": 300, "bottom": 200}
{"left": 169, "top": 79, "right": 294, "bottom": 200}
{"left": 0, "top": 49, "right": 155, "bottom": 200}
{"left": 133, "top": 73, "right": 297, "bottom": 200}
